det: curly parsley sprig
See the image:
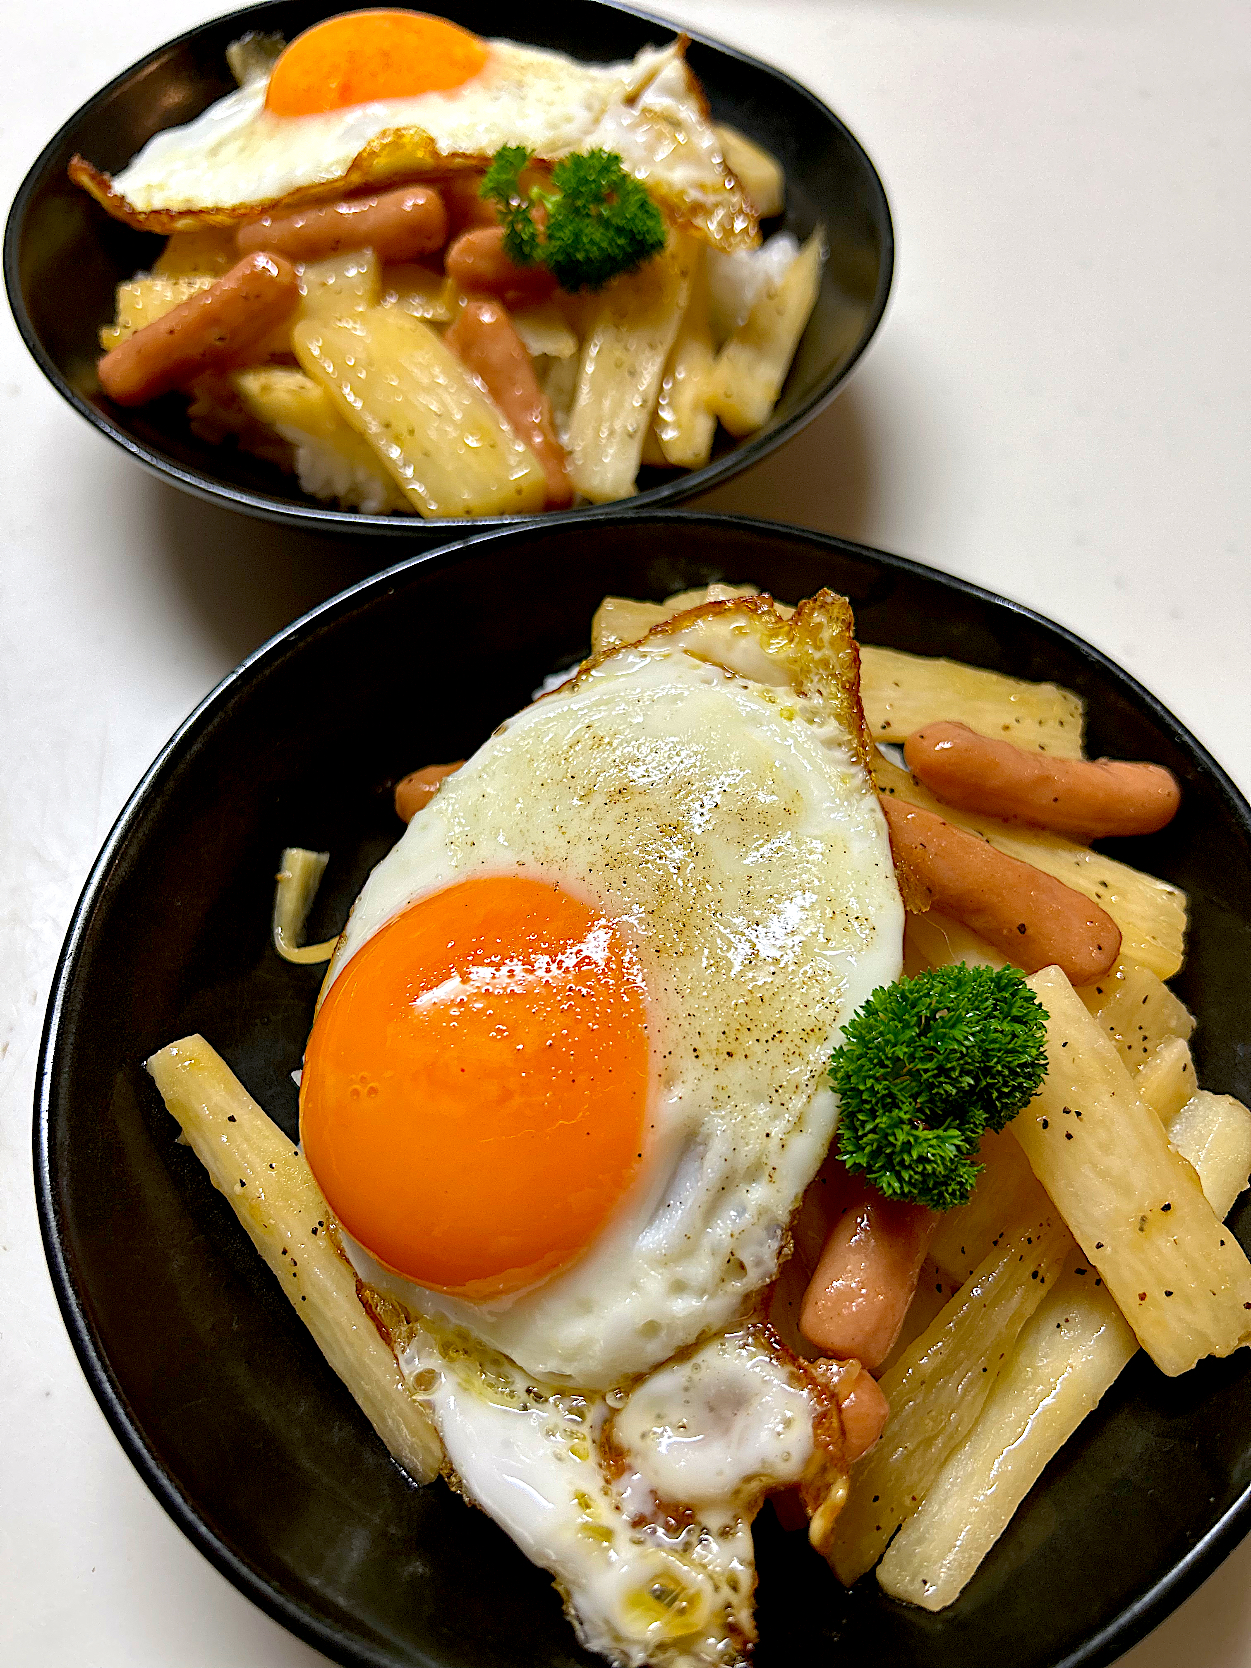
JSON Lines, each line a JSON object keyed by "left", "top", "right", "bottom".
{"left": 481, "top": 145, "right": 667, "bottom": 292}
{"left": 830, "top": 964, "right": 1049, "bottom": 1212}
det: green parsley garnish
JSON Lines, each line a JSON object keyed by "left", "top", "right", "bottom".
{"left": 831, "top": 964, "right": 1049, "bottom": 1212}
{"left": 481, "top": 145, "right": 666, "bottom": 291}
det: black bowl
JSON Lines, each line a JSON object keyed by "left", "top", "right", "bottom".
{"left": 4, "top": 1, "right": 892, "bottom": 543}
{"left": 37, "top": 514, "right": 1251, "bottom": 1668}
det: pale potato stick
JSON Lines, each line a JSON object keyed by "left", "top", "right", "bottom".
{"left": 293, "top": 309, "right": 546, "bottom": 518}
{"left": 874, "top": 752, "right": 1187, "bottom": 979}
{"left": 510, "top": 300, "right": 578, "bottom": 361}
{"left": 705, "top": 232, "right": 822, "bottom": 436}
{"left": 378, "top": 264, "right": 455, "bottom": 323}
{"left": 541, "top": 351, "right": 579, "bottom": 444}
{"left": 713, "top": 123, "right": 785, "bottom": 218}
{"left": 877, "top": 1252, "right": 1136, "bottom": 1608}
{"left": 241, "top": 250, "right": 383, "bottom": 362}
{"left": 826, "top": 1209, "right": 1070, "bottom": 1584}
{"left": 1169, "top": 1092, "right": 1251, "bottom": 1211}
{"left": 151, "top": 226, "right": 238, "bottom": 280}
{"left": 877, "top": 1092, "right": 1251, "bottom": 1609}
{"left": 1136, "top": 1035, "right": 1197, "bottom": 1121}
{"left": 565, "top": 242, "right": 694, "bottom": 502}
{"left": 876, "top": 1256, "right": 959, "bottom": 1376}
{"left": 655, "top": 249, "right": 717, "bottom": 469}
{"left": 297, "top": 248, "right": 380, "bottom": 320}
{"left": 1015, "top": 967, "right": 1251, "bottom": 1375}
{"left": 1079, "top": 958, "right": 1194, "bottom": 1067}
{"left": 859, "top": 646, "right": 1086, "bottom": 759}
{"left": 146, "top": 1036, "right": 442, "bottom": 1483}
{"left": 590, "top": 584, "right": 761, "bottom": 655}
{"left": 272, "top": 847, "right": 337, "bottom": 965}
{"left": 233, "top": 366, "right": 345, "bottom": 434}
{"left": 903, "top": 908, "right": 1009, "bottom": 974}
{"left": 929, "top": 1129, "right": 1052, "bottom": 1288}
{"left": 231, "top": 368, "right": 408, "bottom": 513}
{"left": 99, "top": 275, "right": 216, "bottom": 350}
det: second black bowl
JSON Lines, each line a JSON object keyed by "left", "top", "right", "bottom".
{"left": 5, "top": 0, "right": 892, "bottom": 542}
{"left": 36, "top": 512, "right": 1251, "bottom": 1668}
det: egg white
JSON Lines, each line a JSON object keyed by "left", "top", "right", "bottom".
{"left": 328, "top": 594, "right": 903, "bottom": 1388}
{"left": 95, "top": 36, "right": 754, "bottom": 248}
{"left": 383, "top": 1314, "right": 839, "bottom": 1668}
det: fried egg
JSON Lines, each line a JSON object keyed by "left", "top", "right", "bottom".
{"left": 298, "top": 591, "right": 902, "bottom": 1663}
{"left": 72, "top": 11, "right": 756, "bottom": 250}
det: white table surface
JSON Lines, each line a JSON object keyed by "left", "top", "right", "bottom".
{"left": 3, "top": 0, "right": 1249, "bottom": 1662}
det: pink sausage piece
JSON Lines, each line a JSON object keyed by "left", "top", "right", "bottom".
{"left": 800, "top": 1176, "right": 937, "bottom": 1371}
{"left": 97, "top": 251, "right": 299, "bottom": 407}
{"left": 770, "top": 1359, "right": 891, "bottom": 1531}
{"left": 395, "top": 761, "right": 463, "bottom": 824}
{"left": 905, "top": 721, "right": 1181, "bottom": 841}
{"left": 237, "top": 185, "right": 448, "bottom": 263}
{"left": 836, "top": 1363, "right": 891, "bottom": 1461}
{"left": 879, "top": 794, "right": 1122, "bottom": 984}
{"left": 445, "top": 226, "right": 557, "bottom": 307}
{"left": 437, "top": 172, "right": 501, "bottom": 234}
{"left": 444, "top": 299, "right": 572, "bottom": 509}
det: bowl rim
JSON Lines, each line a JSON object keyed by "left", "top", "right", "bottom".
{"left": 34, "top": 510, "right": 1251, "bottom": 1668}
{"left": 3, "top": 0, "right": 895, "bottom": 539}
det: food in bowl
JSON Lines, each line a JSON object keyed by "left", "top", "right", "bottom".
{"left": 71, "top": 11, "right": 821, "bottom": 518}
{"left": 146, "top": 582, "right": 1251, "bottom": 1662}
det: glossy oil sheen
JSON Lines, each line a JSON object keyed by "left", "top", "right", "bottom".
{"left": 4, "top": 1, "right": 892, "bottom": 542}
{"left": 36, "top": 515, "right": 1251, "bottom": 1668}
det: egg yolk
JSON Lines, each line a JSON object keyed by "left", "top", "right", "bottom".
{"left": 300, "top": 875, "right": 649, "bottom": 1298}
{"left": 265, "top": 11, "right": 489, "bottom": 117}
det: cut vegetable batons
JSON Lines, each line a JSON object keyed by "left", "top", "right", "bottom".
{"left": 565, "top": 240, "right": 694, "bottom": 502}
{"left": 858, "top": 647, "right": 1086, "bottom": 757}
{"left": 878, "top": 1087, "right": 1251, "bottom": 1610}
{"left": 826, "top": 1209, "right": 1071, "bottom": 1584}
{"left": 705, "top": 231, "right": 822, "bottom": 436}
{"left": 1014, "top": 967, "right": 1251, "bottom": 1376}
{"left": 146, "top": 1035, "right": 442, "bottom": 1483}
{"left": 293, "top": 309, "right": 546, "bottom": 518}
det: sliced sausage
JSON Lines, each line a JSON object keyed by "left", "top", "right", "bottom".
{"left": 237, "top": 186, "right": 447, "bottom": 263}
{"left": 437, "top": 172, "right": 500, "bottom": 234}
{"left": 879, "top": 794, "right": 1122, "bottom": 984}
{"left": 831, "top": 1361, "right": 891, "bottom": 1461}
{"left": 97, "top": 252, "right": 299, "bottom": 406}
{"left": 445, "top": 226, "right": 556, "bottom": 307}
{"left": 905, "top": 721, "right": 1181, "bottom": 840}
{"left": 800, "top": 1176, "right": 937, "bottom": 1370}
{"left": 445, "top": 299, "right": 572, "bottom": 509}
{"left": 395, "top": 761, "right": 464, "bottom": 824}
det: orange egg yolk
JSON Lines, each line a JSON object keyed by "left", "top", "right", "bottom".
{"left": 265, "top": 10, "right": 489, "bottom": 117}
{"left": 300, "top": 875, "right": 649, "bottom": 1298}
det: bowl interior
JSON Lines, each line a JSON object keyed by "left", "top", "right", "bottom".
{"left": 6, "top": 1, "right": 892, "bottom": 539}
{"left": 39, "top": 515, "right": 1251, "bottom": 1668}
